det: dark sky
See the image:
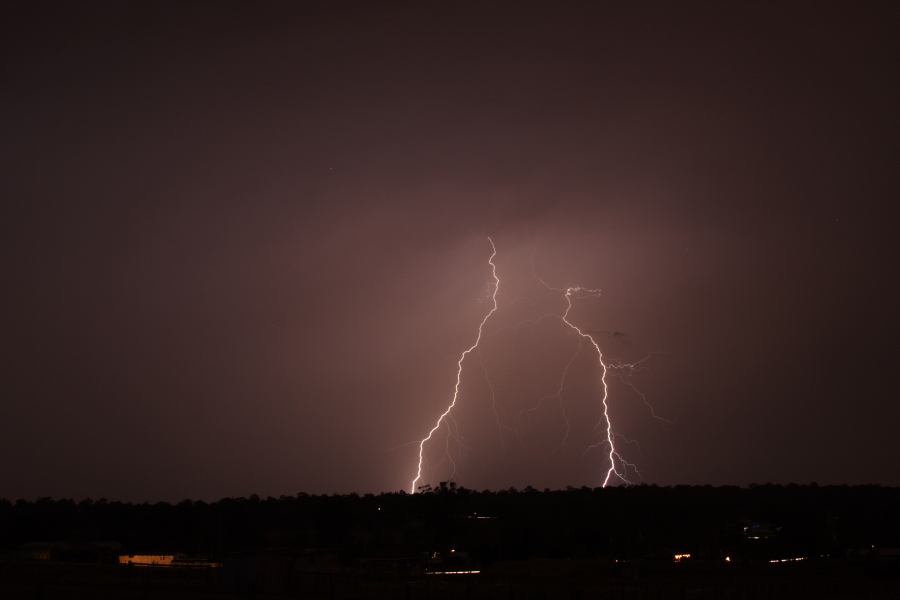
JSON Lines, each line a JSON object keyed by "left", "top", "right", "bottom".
{"left": 2, "top": 1, "right": 898, "bottom": 500}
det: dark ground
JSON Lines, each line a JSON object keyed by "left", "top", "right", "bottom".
{"left": 2, "top": 485, "right": 899, "bottom": 598}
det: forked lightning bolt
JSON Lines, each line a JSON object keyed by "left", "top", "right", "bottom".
{"left": 555, "top": 284, "right": 633, "bottom": 486}
{"left": 410, "top": 238, "right": 500, "bottom": 494}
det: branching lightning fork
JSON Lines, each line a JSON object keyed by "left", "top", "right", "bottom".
{"left": 558, "top": 286, "right": 632, "bottom": 486}
{"left": 410, "top": 239, "right": 648, "bottom": 492}
{"left": 410, "top": 238, "right": 500, "bottom": 494}
{"left": 530, "top": 273, "right": 637, "bottom": 487}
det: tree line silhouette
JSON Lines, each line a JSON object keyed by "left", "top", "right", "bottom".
{"left": 2, "top": 484, "right": 898, "bottom": 564}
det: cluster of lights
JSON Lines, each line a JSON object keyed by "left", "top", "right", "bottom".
{"left": 117, "top": 554, "right": 222, "bottom": 569}
{"left": 673, "top": 553, "right": 691, "bottom": 562}
{"left": 118, "top": 555, "right": 174, "bottom": 567}
{"left": 426, "top": 570, "right": 481, "bottom": 575}
{"left": 768, "top": 556, "right": 807, "bottom": 564}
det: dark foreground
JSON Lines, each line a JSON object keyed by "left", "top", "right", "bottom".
{"left": 2, "top": 485, "right": 898, "bottom": 598}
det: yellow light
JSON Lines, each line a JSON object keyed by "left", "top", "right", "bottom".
{"left": 118, "top": 555, "right": 174, "bottom": 567}
{"left": 768, "top": 556, "right": 807, "bottom": 564}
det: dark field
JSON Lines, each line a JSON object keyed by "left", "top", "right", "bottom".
{"left": 2, "top": 485, "right": 899, "bottom": 598}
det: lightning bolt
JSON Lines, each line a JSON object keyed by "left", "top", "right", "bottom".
{"left": 555, "top": 284, "right": 631, "bottom": 487}
{"left": 559, "top": 287, "right": 627, "bottom": 486}
{"left": 410, "top": 237, "right": 500, "bottom": 494}
{"left": 530, "top": 242, "right": 640, "bottom": 486}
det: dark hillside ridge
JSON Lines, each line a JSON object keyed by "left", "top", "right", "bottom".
{"left": 3, "top": 484, "right": 898, "bottom": 561}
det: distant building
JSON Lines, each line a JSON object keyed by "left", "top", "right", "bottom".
{"left": 118, "top": 554, "right": 221, "bottom": 568}
{"left": 118, "top": 554, "right": 175, "bottom": 567}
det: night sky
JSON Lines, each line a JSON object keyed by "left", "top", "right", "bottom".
{"left": 2, "top": 2, "right": 898, "bottom": 501}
